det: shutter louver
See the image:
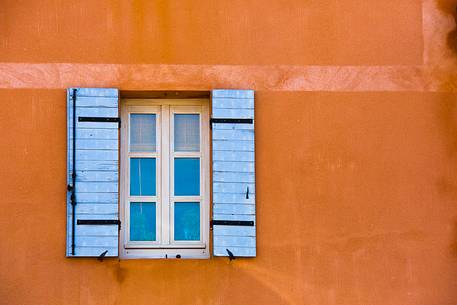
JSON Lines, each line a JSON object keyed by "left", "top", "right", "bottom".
{"left": 66, "top": 88, "right": 120, "bottom": 257}
{"left": 211, "top": 89, "right": 256, "bottom": 257}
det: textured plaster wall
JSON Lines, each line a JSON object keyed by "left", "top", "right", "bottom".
{"left": 1, "top": 1, "right": 457, "bottom": 305}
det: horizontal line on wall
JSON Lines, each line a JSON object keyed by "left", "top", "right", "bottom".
{"left": 0, "top": 63, "right": 449, "bottom": 92}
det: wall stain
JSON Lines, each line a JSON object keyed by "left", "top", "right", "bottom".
{"left": 115, "top": 261, "right": 128, "bottom": 284}
{"left": 428, "top": 1, "right": 457, "bottom": 91}
{"left": 436, "top": 98, "right": 457, "bottom": 157}
{"left": 450, "top": 221, "right": 457, "bottom": 256}
{"left": 435, "top": 97, "right": 457, "bottom": 260}
{"left": 436, "top": 0, "right": 457, "bottom": 49}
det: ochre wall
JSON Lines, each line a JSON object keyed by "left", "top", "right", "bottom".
{"left": 0, "top": 0, "right": 422, "bottom": 65}
{"left": 1, "top": 1, "right": 457, "bottom": 305}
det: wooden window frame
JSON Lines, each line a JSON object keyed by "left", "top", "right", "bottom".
{"left": 120, "top": 99, "right": 210, "bottom": 259}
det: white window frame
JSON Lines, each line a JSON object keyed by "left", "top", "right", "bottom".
{"left": 120, "top": 99, "right": 210, "bottom": 259}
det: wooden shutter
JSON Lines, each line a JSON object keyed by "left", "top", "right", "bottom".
{"left": 211, "top": 89, "right": 256, "bottom": 257}
{"left": 66, "top": 88, "right": 120, "bottom": 257}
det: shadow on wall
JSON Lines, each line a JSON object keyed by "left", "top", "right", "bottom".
{"left": 437, "top": 0, "right": 457, "bottom": 55}
{"left": 451, "top": 222, "right": 457, "bottom": 257}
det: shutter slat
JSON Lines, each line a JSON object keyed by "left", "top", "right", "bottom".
{"left": 76, "top": 121, "right": 119, "bottom": 129}
{"left": 76, "top": 171, "right": 118, "bottom": 182}
{"left": 76, "top": 150, "right": 118, "bottom": 161}
{"left": 75, "top": 192, "right": 118, "bottom": 203}
{"left": 213, "top": 151, "right": 254, "bottom": 162}
{"left": 212, "top": 98, "right": 254, "bottom": 109}
{"left": 213, "top": 192, "right": 255, "bottom": 203}
{"left": 212, "top": 123, "right": 253, "bottom": 130}
{"left": 213, "top": 204, "right": 255, "bottom": 215}
{"left": 67, "top": 88, "right": 120, "bottom": 258}
{"left": 212, "top": 89, "right": 256, "bottom": 258}
{"left": 213, "top": 140, "right": 254, "bottom": 152}
{"left": 76, "top": 107, "right": 118, "bottom": 118}
{"left": 71, "top": 225, "right": 118, "bottom": 236}
{"left": 76, "top": 182, "right": 118, "bottom": 193}
{"left": 214, "top": 236, "right": 256, "bottom": 247}
{"left": 70, "top": 128, "right": 118, "bottom": 140}
{"left": 213, "top": 182, "right": 255, "bottom": 194}
{"left": 213, "top": 214, "right": 255, "bottom": 221}
{"left": 212, "top": 89, "right": 254, "bottom": 99}
{"left": 76, "top": 139, "right": 118, "bottom": 150}
{"left": 70, "top": 213, "right": 118, "bottom": 220}
{"left": 76, "top": 88, "right": 118, "bottom": 97}
{"left": 213, "top": 161, "right": 254, "bottom": 173}
{"left": 213, "top": 226, "right": 256, "bottom": 237}
{"left": 212, "top": 129, "right": 254, "bottom": 141}
{"left": 74, "top": 97, "right": 119, "bottom": 107}
{"left": 71, "top": 247, "right": 117, "bottom": 257}
{"left": 75, "top": 236, "right": 118, "bottom": 247}
{"left": 214, "top": 247, "right": 256, "bottom": 257}
{"left": 212, "top": 108, "right": 253, "bottom": 119}
{"left": 213, "top": 172, "right": 255, "bottom": 183}
{"left": 76, "top": 161, "right": 118, "bottom": 171}
{"left": 72, "top": 203, "right": 118, "bottom": 214}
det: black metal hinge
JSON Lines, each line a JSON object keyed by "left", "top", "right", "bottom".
{"left": 210, "top": 118, "right": 253, "bottom": 125}
{"left": 77, "top": 219, "right": 121, "bottom": 230}
{"left": 78, "top": 117, "right": 121, "bottom": 128}
{"left": 211, "top": 220, "right": 255, "bottom": 228}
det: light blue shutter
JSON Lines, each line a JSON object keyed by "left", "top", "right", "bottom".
{"left": 66, "top": 88, "right": 120, "bottom": 257}
{"left": 212, "top": 89, "right": 256, "bottom": 257}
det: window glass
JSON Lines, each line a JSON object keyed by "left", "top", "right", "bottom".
{"left": 174, "top": 202, "right": 200, "bottom": 241}
{"left": 174, "top": 158, "right": 200, "bottom": 196}
{"left": 174, "top": 114, "right": 200, "bottom": 152}
{"left": 130, "top": 114, "right": 156, "bottom": 152}
{"left": 130, "top": 202, "right": 156, "bottom": 241}
{"left": 130, "top": 158, "right": 156, "bottom": 196}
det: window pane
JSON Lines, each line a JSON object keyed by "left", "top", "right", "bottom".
{"left": 130, "top": 202, "right": 156, "bottom": 241}
{"left": 174, "top": 114, "right": 200, "bottom": 152}
{"left": 174, "top": 158, "right": 200, "bottom": 196}
{"left": 130, "top": 158, "right": 156, "bottom": 196}
{"left": 174, "top": 202, "right": 200, "bottom": 241}
{"left": 130, "top": 114, "right": 156, "bottom": 152}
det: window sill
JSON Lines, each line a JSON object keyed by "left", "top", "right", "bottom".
{"left": 121, "top": 247, "right": 209, "bottom": 259}
{"left": 125, "top": 243, "right": 206, "bottom": 249}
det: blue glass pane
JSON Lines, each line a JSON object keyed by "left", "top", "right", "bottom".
{"left": 174, "top": 158, "right": 200, "bottom": 196}
{"left": 130, "top": 158, "right": 156, "bottom": 196}
{"left": 130, "top": 202, "right": 156, "bottom": 241}
{"left": 174, "top": 202, "right": 200, "bottom": 241}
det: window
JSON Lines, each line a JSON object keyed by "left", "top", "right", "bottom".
{"left": 120, "top": 99, "right": 209, "bottom": 258}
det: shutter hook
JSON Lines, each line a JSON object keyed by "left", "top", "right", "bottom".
{"left": 246, "top": 186, "right": 249, "bottom": 199}
{"left": 98, "top": 250, "right": 108, "bottom": 262}
{"left": 226, "top": 249, "right": 236, "bottom": 261}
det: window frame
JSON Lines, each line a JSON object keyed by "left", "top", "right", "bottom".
{"left": 120, "top": 99, "right": 210, "bottom": 259}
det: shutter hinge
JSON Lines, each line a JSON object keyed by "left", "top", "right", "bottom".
{"left": 78, "top": 117, "right": 121, "bottom": 128}
{"left": 210, "top": 220, "right": 255, "bottom": 228}
{"left": 210, "top": 118, "right": 253, "bottom": 124}
{"left": 77, "top": 219, "right": 121, "bottom": 231}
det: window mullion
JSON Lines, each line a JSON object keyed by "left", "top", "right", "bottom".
{"left": 161, "top": 105, "right": 171, "bottom": 245}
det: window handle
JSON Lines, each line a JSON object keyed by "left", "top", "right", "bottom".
{"left": 246, "top": 186, "right": 249, "bottom": 199}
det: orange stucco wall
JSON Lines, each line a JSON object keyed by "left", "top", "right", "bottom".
{"left": 1, "top": 1, "right": 457, "bottom": 305}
